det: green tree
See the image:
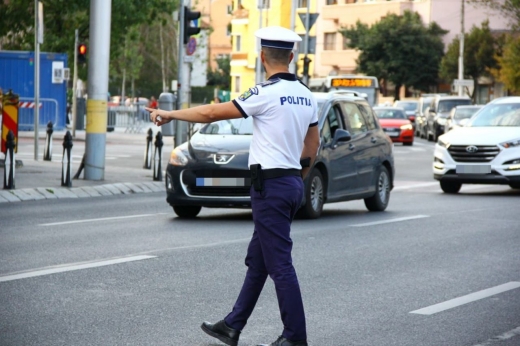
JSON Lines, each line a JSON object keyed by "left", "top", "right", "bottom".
{"left": 207, "top": 55, "right": 231, "bottom": 90}
{"left": 0, "top": 0, "right": 177, "bottom": 81}
{"left": 496, "top": 35, "right": 520, "bottom": 94}
{"left": 340, "top": 10, "right": 447, "bottom": 100}
{"left": 439, "top": 21, "right": 501, "bottom": 100}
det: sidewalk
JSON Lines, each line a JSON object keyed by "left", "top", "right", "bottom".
{"left": 0, "top": 127, "right": 176, "bottom": 203}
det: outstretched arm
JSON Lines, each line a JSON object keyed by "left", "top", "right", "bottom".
{"left": 146, "top": 102, "right": 243, "bottom": 126}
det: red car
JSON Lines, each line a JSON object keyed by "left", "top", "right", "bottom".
{"left": 373, "top": 107, "right": 414, "bottom": 146}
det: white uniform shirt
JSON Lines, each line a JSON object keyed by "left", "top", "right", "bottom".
{"left": 232, "top": 73, "right": 319, "bottom": 170}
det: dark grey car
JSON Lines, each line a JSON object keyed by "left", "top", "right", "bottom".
{"left": 165, "top": 93, "right": 395, "bottom": 219}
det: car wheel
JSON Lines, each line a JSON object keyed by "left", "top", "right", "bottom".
{"left": 403, "top": 141, "right": 413, "bottom": 146}
{"left": 299, "top": 169, "right": 324, "bottom": 219}
{"left": 173, "top": 205, "right": 202, "bottom": 218}
{"left": 364, "top": 166, "right": 390, "bottom": 212}
{"left": 440, "top": 181, "right": 462, "bottom": 194}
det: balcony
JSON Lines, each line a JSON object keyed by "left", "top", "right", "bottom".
{"left": 231, "top": 52, "right": 248, "bottom": 60}
{"left": 232, "top": 7, "right": 249, "bottom": 20}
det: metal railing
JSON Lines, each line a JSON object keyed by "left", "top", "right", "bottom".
{"left": 18, "top": 97, "right": 59, "bottom": 130}
{"left": 108, "top": 103, "right": 151, "bottom": 133}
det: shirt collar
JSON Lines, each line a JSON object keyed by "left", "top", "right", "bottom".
{"left": 268, "top": 72, "right": 297, "bottom": 81}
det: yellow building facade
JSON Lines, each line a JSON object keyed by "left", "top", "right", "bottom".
{"left": 229, "top": 0, "right": 319, "bottom": 99}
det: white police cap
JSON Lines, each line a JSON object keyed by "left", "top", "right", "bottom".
{"left": 255, "top": 26, "right": 302, "bottom": 50}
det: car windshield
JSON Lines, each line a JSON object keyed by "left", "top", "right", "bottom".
{"left": 422, "top": 98, "right": 433, "bottom": 112}
{"left": 395, "top": 101, "right": 418, "bottom": 111}
{"left": 199, "top": 118, "right": 253, "bottom": 135}
{"left": 438, "top": 99, "right": 471, "bottom": 113}
{"left": 454, "top": 107, "right": 481, "bottom": 120}
{"left": 467, "top": 103, "right": 520, "bottom": 127}
{"left": 374, "top": 109, "right": 406, "bottom": 119}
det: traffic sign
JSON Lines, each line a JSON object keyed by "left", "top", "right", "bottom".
{"left": 453, "top": 79, "right": 474, "bottom": 87}
{"left": 186, "top": 37, "right": 197, "bottom": 56}
{"left": 298, "top": 13, "right": 319, "bottom": 32}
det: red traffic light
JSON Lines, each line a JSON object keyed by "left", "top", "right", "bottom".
{"left": 78, "top": 44, "right": 87, "bottom": 55}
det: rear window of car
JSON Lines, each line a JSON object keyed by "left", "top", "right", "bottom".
{"left": 395, "top": 101, "right": 418, "bottom": 111}
{"left": 438, "top": 99, "right": 471, "bottom": 113}
{"left": 374, "top": 108, "right": 406, "bottom": 119}
{"left": 200, "top": 118, "right": 253, "bottom": 135}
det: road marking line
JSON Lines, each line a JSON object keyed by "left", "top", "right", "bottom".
{"left": 0, "top": 255, "right": 156, "bottom": 283}
{"left": 394, "top": 182, "right": 438, "bottom": 190}
{"left": 410, "top": 282, "right": 520, "bottom": 315}
{"left": 39, "top": 213, "right": 167, "bottom": 226}
{"left": 472, "top": 326, "right": 520, "bottom": 346}
{"left": 350, "top": 215, "right": 429, "bottom": 227}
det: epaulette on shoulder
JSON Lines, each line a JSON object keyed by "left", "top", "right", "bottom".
{"left": 258, "top": 78, "right": 281, "bottom": 87}
{"left": 298, "top": 79, "right": 310, "bottom": 90}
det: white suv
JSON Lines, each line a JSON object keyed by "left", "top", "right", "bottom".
{"left": 433, "top": 97, "right": 520, "bottom": 193}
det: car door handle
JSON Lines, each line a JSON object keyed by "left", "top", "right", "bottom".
{"left": 371, "top": 137, "right": 377, "bottom": 143}
{"left": 349, "top": 144, "right": 356, "bottom": 151}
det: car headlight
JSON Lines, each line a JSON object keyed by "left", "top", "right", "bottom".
{"left": 400, "top": 124, "right": 413, "bottom": 130}
{"left": 500, "top": 138, "right": 520, "bottom": 149}
{"left": 169, "top": 148, "right": 189, "bottom": 166}
{"left": 437, "top": 138, "right": 450, "bottom": 149}
{"left": 436, "top": 117, "right": 447, "bottom": 126}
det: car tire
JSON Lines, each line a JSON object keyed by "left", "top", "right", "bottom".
{"left": 440, "top": 181, "right": 462, "bottom": 194}
{"left": 403, "top": 141, "right": 413, "bottom": 146}
{"left": 299, "top": 169, "right": 324, "bottom": 219}
{"left": 173, "top": 205, "right": 202, "bottom": 218}
{"left": 364, "top": 166, "right": 390, "bottom": 212}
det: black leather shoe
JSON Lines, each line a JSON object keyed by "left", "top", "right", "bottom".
{"left": 201, "top": 320, "right": 240, "bottom": 346}
{"left": 258, "top": 335, "right": 308, "bottom": 346}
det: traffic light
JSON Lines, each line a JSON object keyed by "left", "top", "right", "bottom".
{"left": 78, "top": 43, "right": 87, "bottom": 64}
{"left": 183, "top": 6, "right": 201, "bottom": 44}
{"left": 302, "top": 56, "right": 312, "bottom": 76}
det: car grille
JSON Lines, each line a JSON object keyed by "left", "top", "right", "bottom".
{"left": 448, "top": 145, "right": 500, "bottom": 163}
{"left": 188, "top": 186, "right": 250, "bottom": 197}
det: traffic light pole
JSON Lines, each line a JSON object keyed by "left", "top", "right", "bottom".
{"left": 175, "top": 0, "right": 187, "bottom": 147}
{"left": 302, "top": 0, "right": 311, "bottom": 86}
{"left": 85, "top": 0, "right": 112, "bottom": 180}
{"left": 72, "top": 29, "right": 78, "bottom": 138}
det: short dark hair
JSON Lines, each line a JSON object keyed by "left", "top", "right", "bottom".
{"left": 262, "top": 47, "right": 292, "bottom": 65}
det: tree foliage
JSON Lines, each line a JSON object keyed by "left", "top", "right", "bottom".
{"left": 207, "top": 55, "right": 231, "bottom": 90}
{"left": 496, "top": 35, "right": 520, "bottom": 94}
{"left": 0, "top": 0, "right": 178, "bottom": 93}
{"left": 440, "top": 21, "right": 501, "bottom": 99}
{"left": 340, "top": 10, "right": 447, "bottom": 100}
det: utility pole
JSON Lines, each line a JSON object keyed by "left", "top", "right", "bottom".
{"left": 289, "top": 0, "right": 297, "bottom": 74}
{"left": 458, "top": 0, "right": 465, "bottom": 96}
{"left": 84, "top": 0, "right": 112, "bottom": 180}
{"left": 302, "top": 0, "right": 311, "bottom": 86}
{"left": 176, "top": 0, "right": 189, "bottom": 147}
{"left": 256, "top": 1, "right": 264, "bottom": 84}
{"left": 72, "top": 29, "right": 78, "bottom": 138}
{"left": 34, "top": 0, "right": 42, "bottom": 160}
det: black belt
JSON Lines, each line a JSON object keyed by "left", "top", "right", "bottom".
{"left": 262, "top": 168, "right": 300, "bottom": 180}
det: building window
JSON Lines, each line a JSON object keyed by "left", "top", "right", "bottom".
{"left": 226, "top": 23, "right": 232, "bottom": 36}
{"left": 227, "top": 5, "right": 233, "bottom": 14}
{"left": 326, "top": 0, "right": 337, "bottom": 4}
{"left": 298, "top": 0, "right": 308, "bottom": 8}
{"left": 234, "top": 76, "right": 241, "bottom": 93}
{"left": 235, "top": 35, "right": 241, "bottom": 51}
{"left": 324, "top": 33, "right": 336, "bottom": 51}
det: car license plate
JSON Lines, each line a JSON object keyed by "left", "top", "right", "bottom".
{"left": 386, "top": 131, "right": 399, "bottom": 137}
{"left": 456, "top": 165, "right": 491, "bottom": 174}
{"left": 196, "top": 177, "right": 247, "bottom": 186}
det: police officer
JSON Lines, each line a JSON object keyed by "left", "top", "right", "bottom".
{"left": 146, "top": 26, "right": 320, "bottom": 346}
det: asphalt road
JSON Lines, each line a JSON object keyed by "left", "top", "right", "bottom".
{"left": 1, "top": 138, "right": 519, "bottom": 346}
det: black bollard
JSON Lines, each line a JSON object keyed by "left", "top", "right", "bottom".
{"left": 43, "top": 121, "right": 54, "bottom": 161}
{"left": 61, "top": 131, "right": 73, "bottom": 187}
{"left": 153, "top": 131, "right": 163, "bottom": 181}
{"left": 143, "top": 128, "right": 153, "bottom": 169}
{"left": 3, "top": 130, "right": 16, "bottom": 189}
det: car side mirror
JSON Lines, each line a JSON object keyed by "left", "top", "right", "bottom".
{"left": 408, "top": 115, "right": 416, "bottom": 122}
{"left": 332, "top": 129, "right": 352, "bottom": 148}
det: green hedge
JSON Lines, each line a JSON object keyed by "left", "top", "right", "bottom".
{"left": 191, "top": 86, "right": 215, "bottom": 104}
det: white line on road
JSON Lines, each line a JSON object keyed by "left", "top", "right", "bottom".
{"left": 410, "top": 282, "right": 520, "bottom": 315}
{"left": 39, "top": 213, "right": 167, "bottom": 226}
{"left": 350, "top": 215, "right": 430, "bottom": 227}
{"left": 0, "top": 255, "right": 156, "bottom": 283}
{"left": 472, "top": 326, "right": 520, "bottom": 346}
{"left": 393, "top": 182, "right": 438, "bottom": 190}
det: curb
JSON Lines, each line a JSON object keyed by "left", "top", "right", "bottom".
{"left": 0, "top": 182, "right": 165, "bottom": 203}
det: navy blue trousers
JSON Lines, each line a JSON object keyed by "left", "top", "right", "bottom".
{"left": 224, "top": 176, "right": 306, "bottom": 341}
